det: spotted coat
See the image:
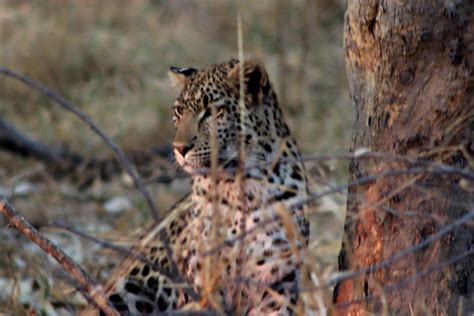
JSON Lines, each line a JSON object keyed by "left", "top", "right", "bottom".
{"left": 86, "top": 59, "right": 309, "bottom": 316}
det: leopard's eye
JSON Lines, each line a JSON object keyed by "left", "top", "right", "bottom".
{"left": 174, "top": 106, "right": 184, "bottom": 118}
{"left": 200, "top": 104, "right": 225, "bottom": 122}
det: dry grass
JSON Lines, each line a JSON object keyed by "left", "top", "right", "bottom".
{"left": 0, "top": 1, "right": 349, "bottom": 314}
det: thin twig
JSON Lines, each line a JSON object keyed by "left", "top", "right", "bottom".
{"left": 338, "top": 209, "right": 474, "bottom": 281}
{"left": 0, "top": 67, "right": 159, "bottom": 221}
{"left": 0, "top": 195, "right": 118, "bottom": 316}
{"left": 180, "top": 151, "right": 474, "bottom": 182}
{"left": 233, "top": 209, "right": 473, "bottom": 292}
{"left": 0, "top": 67, "right": 196, "bottom": 313}
{"left": 332, "top": 247, "right": 474, "bottom": 310}
{"left": 301, "top": 210, "right": 474, "bottom": 292}
{"left": 51, "top": 220, "right": 201, "bottom": 302}
{"left": 202, "top": 166, "right": 472, "bottom": 258}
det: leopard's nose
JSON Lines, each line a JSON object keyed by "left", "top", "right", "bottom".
{"left": 173, "top": 143, "right": 194, "bottom": 157}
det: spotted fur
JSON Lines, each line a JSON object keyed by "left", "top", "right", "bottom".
{"left": 86, "top": 59, "right": 309, "bottom": 315}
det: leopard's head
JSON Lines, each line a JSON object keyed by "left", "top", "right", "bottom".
{"left": 169, "top": 59, "right": 289, "bottom": 175}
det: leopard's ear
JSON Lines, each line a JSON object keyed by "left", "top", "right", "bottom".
{"left": 228, "top": 60, "right": 269, "bottom": 105}
{"left": 168, "top": 67, "right": 197, "bottom": 88}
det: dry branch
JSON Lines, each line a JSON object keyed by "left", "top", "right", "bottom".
{"left": 332, "top": 247, "right": 474, "bottom": 311}
{"left": 0, "top": 195, "right": 118, "bottom": 316}
{"left": 0, "top": 67, "right": 160, "bottom": 221}
{"left": 0, "top": 116, "right": 175, "bottom": 186}
{"left": 0, "top": 67, "right": 188, "bottom": 312}
{"left": 52, "top": 220, "right": 201, "bottom": 302}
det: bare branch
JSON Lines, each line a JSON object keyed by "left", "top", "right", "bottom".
{"left": 0, "top": 67, "right": 159, "bottom": 221}
{"left": 181, "top": 151, "right": 474, "bottom": 182}
{"left": 302, "top": 210, "right": 474, "bottom": 292}
{"left": 0, "top": 68, "right": 188, "bottom": 311}
{"left": 0, "top": 195, "right": 118, "bottom": 316}
{"left": 332, "top": 247, "right": 474, "bottom": 310}
{"left": 51, "top": 220, "right": 201, "bottom": 302}
{"left": 202, "top": 167, "right": 473, "bottom": 280}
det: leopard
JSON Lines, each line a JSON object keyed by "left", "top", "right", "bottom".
{"left": 86, "top": 59, "right": 310, "bottom": 315}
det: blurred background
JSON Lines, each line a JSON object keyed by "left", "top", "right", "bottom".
{"left": 0, "top": 1, "right": 349, "bottom": 314}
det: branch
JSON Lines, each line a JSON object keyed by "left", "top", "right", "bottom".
{"left": 0, "top": 68, "right": 184, "bottom": 309}
{"left": 0, "top": 195, "right": 118, "bottom": 316}
{"left": 0, "top": 116, "right": 67, "bottom": 162}
{"left": 332, "top": 247, "right": 474, "bottom": 310}
{"left": 52, "top": 220, "right": 201, "bottom": 302}
{"left": 202, "top": 167, "right": 473, "bottom": 272}
{"left": 182, "top": 150, "right": 474, "bottom": 182}
{"left": 0, "top": 115, "right": 177, "bottom": 186}
{"left": 0, "top": 67, "right": 159, "bottom": 221}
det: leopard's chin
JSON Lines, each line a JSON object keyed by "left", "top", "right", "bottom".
{"left": 180, "top": 160, "right": 240, "bottom": 176}
{"left": 177, "top": 153, "right": 240, "bottom": 175}
{"left": 178, "top": 157, "right": 209, "bottom": 175}
{"left": 181, "top": 164, "right": 197, "bottom": 174}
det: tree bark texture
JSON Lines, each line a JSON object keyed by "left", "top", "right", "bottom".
{"left": 334, "top": 1, "right": 474, "bottom": 315}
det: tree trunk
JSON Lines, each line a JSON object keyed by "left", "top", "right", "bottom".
{"left": 334, "top": 1, "right": 474, "bottom": 315}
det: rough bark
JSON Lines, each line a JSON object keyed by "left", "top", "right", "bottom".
{"left": 334, "top": 1, "right": 474, "bottom": 315}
